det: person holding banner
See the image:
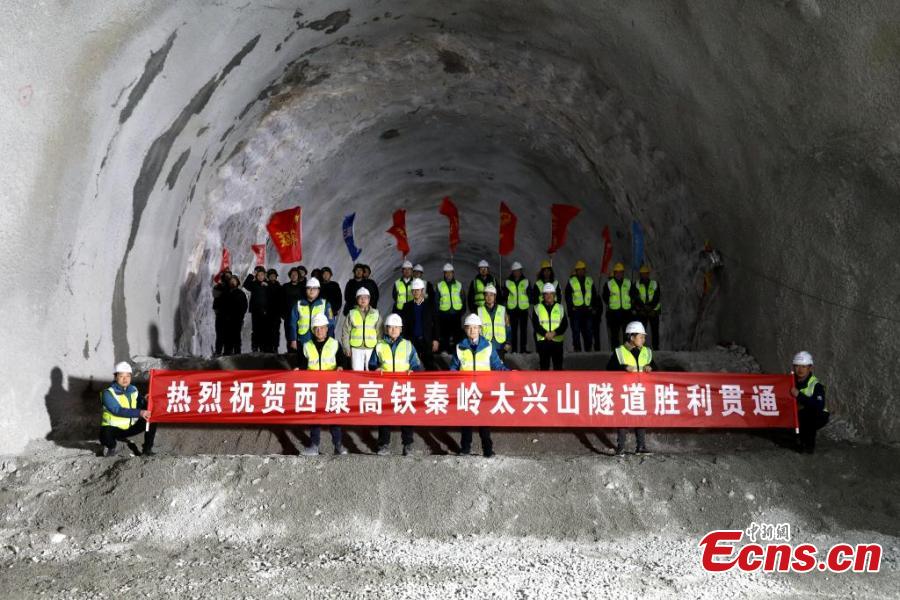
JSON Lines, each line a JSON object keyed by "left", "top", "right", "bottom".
{"left": 503, "top": 261, "right": 531, "bottom": 354}
{"left": 790, "top": 351, "right": 829, "bottom": 454}
{"left": 603, "top": 263, "right": 634, "bottom": 350}
{"left": 450, "top": 313, "right": 510, "bottom": 457}
{"left": 607, "top": 321, "right": 655, "bottom": 456}
{"left": 99, "top": 362, "right": 156, "bottom": 457}
{"left": 436, "top": 263, "right": 465, "bottom": 352}
{"left": 478, "top": 285, "right": 511, "bottom": 359}
{"left": 531, "top": 260, "right": 560, "bottom": 304}
{"left": 287, "top": 277, "right": 334, "bottom": 353}
{"left": 393, "top": 260, "right": 415, "bottom": 312}
{"left": 532, "top": 283, "right": 568, "bottom": 371}
{"left": 565, "top": 260, "right": 596, "bottom": 353}
{"left": 467, "top": 260, "right": 497, "bottom": 312}
{"left": 368, "top": 313, "right": 424, "bottom": 456}
{"left": 341, "top": 287, "right": 383, "bottom": 371}
{"left": 398, "top": 279, "right": 440, "bottom": 370}
{"left": 296, "top": 313, "right": 348, "bottom": 455}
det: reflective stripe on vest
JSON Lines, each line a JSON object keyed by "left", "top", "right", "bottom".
{"left": 437, "top": 280, "right": 464, "bottom": 312}
{"left": 349, "top": 308, "right": 379, "bottom": 349}
{"left": 615, "top": 345, "right": 653, "bottom": 370}
{"left": 607, "top": 279, "right": 632, "bottom": 310}
{"left": 569, "top": 276, "right": 593, "bottom": 307}
{"left": 394, "top": 279, "right": 412, "bottom": 311}
{"left": 100, "top": 387, "right": 138, "bottom": 430}
{"left": 799, "top": 375, "right": 827, "bottom": 412}
{"left": 637, "top": 280, "right": 660, "bottom": 311}
{"left": 535, "top": 303, "right": 564, "bottom": 342}
{"left": 303, "top": 338, "right": 339, "bottom": 371}
{"left": 297, "top": 300, "right": 327, "bottom": 336}
{"left": 375, "top": 339, "right": 412, "bottom": 372}
{"left": 506, "top": 279, "right": 530, "bottom": 310}
{"left": 478, "top": 305, "right": 507, "bottom": 344}
{"left": 457, "top": 343, "right": 493, "bottom": 371}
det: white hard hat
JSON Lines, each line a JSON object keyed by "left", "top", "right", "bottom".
{"left": 311, "top": 313, "right": 330, "bottom": 328}
{"left": 443, "top": 263, "right": 454, "bottom": 272}
{"left": 792, "top": 351, "right": 814, "bottom": 366}
{"left": 385, "top": 313, "right": 403, "bottom": 327}
{"left": 464, "top": 313, "right": 483, "bottom": 327}
{"left": 410, "top": 278, "right": 426, "bottom": 290}
{"left": 510, "top": 261, "right": 523, "bottom": 271}
{"left": 483, "top": 284, "right": 497, "bottom": 295}
{"left": 401, "top": 260, "right": 413, "bottom": 269}
{"left": 355, "top": 287, "right": 370, "bottom": 297}
{"left": 413, "top": 264, "right": 424, "bottom": 272}
{"left": 478, "top": 260, "right": 490, "bottom": 268}
{"left": 625, "top": 321, "right": 646, "bottom": 335}
{"left": 306, "top": 277, "right": 320, "bottom": 288}
{"left": 114, "top": 361, "right": 133, "bottom": 374}
{"left": 541, "top": 283, "right": 556, "bottom": 294}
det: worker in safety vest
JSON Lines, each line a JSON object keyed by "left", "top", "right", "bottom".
{"left": 435, "top": 263, "right": 465, "bottom": 351}
{"left": 449, "top": 313, "right": 509, "bottom": 457}
{"left": 502, "top": 261, "right": 531, "bottom": 353}
{"left": 392, "top": 260, "right": 415, "bottom": 312}
{"left": 789, "top": 351, "right": 829, "bottom": 454}
{"left": 368, "top": 313, "right": 424, "bottom": 456}
{"left": 531, "top": 259, "right": 560, "bottom": 304}
{"left": 340, "top": 287, "right": 383, "bottom": 371}
{"left": 634, "top": 264, "right": 661, "bottom": 350}
{"left": 99, "top": 361, "right": 156, "bottom": 457}
{"left": 606, "top": 321, "right": 655, "bottom": 456}
{"left": 467, "top": 259, "right": 497, "bottom": 313}
{"left": 478, "top": 284, "right": 511, "bottom": 359}
{"left": 532, "top": 283, "right": 568, "bottom": 371}
{"left": 565, "top": 259, "right": 596, "bottom": 353}
{"left": 288, "top": 277, "right": 334, "bottom": 350}
{"left": 602, "top": 262, "right": 634, "bottom": 350}
{"left": 298, "top": 313, "right": 347, "bottom": 456}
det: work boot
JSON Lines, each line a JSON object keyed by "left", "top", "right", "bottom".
{"left": 376, "top": 445, "right": 391, "bottom": 456}
{"left": 125, "top": 441, "right": 141, "bottom": 456}
{"left": 614, "top": 447, "right": 626, "bottom": 457}
{"left": 458, "top": 447, "right": 472, "bottom": 456}
{"left": 402, "top": 444, "right": 413, "bottom": 456}
{"left": 635, "top": 446, "right": 652, "bottom": 455}
{"left": 483, "top": 449, "right": 495, "bottom": 458}
{"left": 302, "top": 445, "right": 320, "bottom": 456}
{"left": 334, "top": 445, "right": 348, "bottom": 456}
{"left": 102, "top": 446, "right": 118, "bottom": 457}
{"left": 141, "top": 446, "right": 156, "bottom": 457}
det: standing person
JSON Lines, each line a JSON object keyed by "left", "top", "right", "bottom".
{"left": 590, "top": 275, "right": 604, "bottom": 351}
{"left": 243, "top": 266, "right": 270, "bottom": 353}
{"left": 99, "top": 362, "right": 156, "bottom": 457}
{"left": 450, "top": 313, "right": 510, "bottom": 457}
{"left": 361, "top": 265, "right": 379, "bottom": 309}
{"left": 789, "top": 351, "right": 829, "bottom": 454}
{"left": 368, "top": 314, "right": 424, "bottom": 456}
{"left": 532, "top": 260, "right": 561, "bottom": 304}
{"left": 340, "top": 287, "right": 382, "bottom": 371}
{"left": 297, "top": 313, "right": 347, "bottom": 456}
{"left": 287, "top": 277, "right": 334, "bottom": 352}
{"left": 211, "top": 268, "right": 232, "bottom": 356}
{"left": 602, "top": 263, "right": 633, "bottom": 350}
{"left": 412, "top": 264, "right": 436, "bottom": 300}
{"left": 532, "top": 283, "right": 568, "bottom": 371}
{"left": 392, "top": 260, "right": 415, "bottom": 312}
{"left": 343, "top": 264, "right": 373, "bottom": 315}
{"left": 319, "top": 267, "right": 343, "bottom": 317}
{"left": 478, "top": 284, "right": 511, "bottom": 360}
{"left": 435, "top": 263, "right": 465, "bottom": 352}
{"left": 634, "top": 264, "right": 661, "bottom": 350}
{"left": 398, "top": 279, "right": 440, "bottom": 370}
{"left": 607, "top": 321, "right": 655, "bottom": 456}
{"left": 565, "top": 260, "right": 595, "bottom": 353}
{"left": 222, "top": 275, "right": 248, "bottom": 355}
{"left": 282, "top": 267, "right": 306, "bottom": 351}
{"left": 467, "top": 260, "right": 497, "bottom": 313}
{"left": 265, "top": 268, "right": 283, "bottom": 353}
{"left": 503, "top": 261, "right": 531, "bottom": 354}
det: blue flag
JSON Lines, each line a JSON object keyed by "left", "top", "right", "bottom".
{"left": 342, "top": 213, "right": 362, "bottom": 261}
{"left": 631, "top": 220, "right": 644, "bottom": 272}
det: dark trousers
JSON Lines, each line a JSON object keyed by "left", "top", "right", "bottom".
{"left": 100, "top": 421, "right": 157, "bottom": 451}
{"left": 223, "top": 319, "right": 243, "bottom": 355}
{"left": 797, "top": 410, "right": 829, "bottom": 452}
{"left": 267, "top": 314, "right": 282, "bottom": 353}
{"left": 508, "top": 309, "right": 530, "bottom": 353}
{"left": 616, "top": 428, "right": 646, "bottom": 451}
{"left": 378, "top": 426, "right": 414, "bottom": 447}
{"left": 640, "top": 314, "right": 660, "bottom": 350}
{"left": 591, "top": 309, "right": 602, "bottom": 351}
{"left": 460, "top": 427, "right": 493, "bottom": 454}
{"left": 570, "top": 308, "right": 593, "bottom": 352}
{"left": 214, "top": 314, "right": 226, "bottom": 355}
{"left": 310, "top": 426, "right": 342, "bottom": 449}
{"left": 437, "top": 312, "right": 462, "bottom": 352}
{"left": 536, "top": 340, "right": 564, "bottom": 370}
{"left": 412, "top": 337, "right": 436, "bottom": 371}
{"left": 250, "top": 311, "right": 267, "bottom": 352}
{"left": 606, "top": 310, "right": 629, "bottom": 350}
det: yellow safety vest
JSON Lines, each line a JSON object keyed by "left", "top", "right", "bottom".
{"left": 473, "top": 278, "right": 490, "bottom": 308}
{"left": 569, "top": 276, "right": 593, "bottom": 307}
{"left": 478, "top": 305, "right": 507, "bottom": 344}
{"left": 505, "top": 278, "right": 530, "bottom": 310}
{"left": 297, "top": 300, "right": 327, "bottom": 336}
{"left": 615, "top": 345, "right": 653, "bottom": 370}
{"left": 799, "top": 375, "right": 827, "bottom": 412}
{"left": 303, "top": 338, "right": 339, "bottom": 371}
{"left": 457, "top": 343, "right": 493, "bottom": 371}
{"left": 375, "top": 339, "right": 412, "bottom": 372}
{"left": 437, "top": 280, "right": 464, "bottom": 312}
{"left": 637, "top": 280, "right": 660, "bottom": 312}
{"left": 100, "top": 386, "right": 138, "bottom": 430}
{"left": 394, "top": 279, "right": 413, "bottom": 310}
{"left": 534, "top": 303, "right": 565, "bottom": 342}
{"left": 348, "top": 308, "right": 379, "bottom": 349}
{"left": 607, "top": 279, "right": 632, "bottom": 311}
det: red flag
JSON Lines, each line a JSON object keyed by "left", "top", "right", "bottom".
{"left": 498, "top": 202, "right": 517, "bottom": 256}
{"left": 600, "top": 226, "right": 613, "bottom": 274}
{"left": 266, "top": 206, "right": 302, "bottom": 263}
{"left": 546, "top": 203, "right": 581, "bottom": 254}
{"left": 438, "top": 197, "right": 460, "bottom": 254}
{"left": 213, "top": 247, "right": 231, "bottom": 283}
{"left": 251, "top": 244, "right": 266, "bottom": 266}
{"left": 387, "top": 209, "right": 410, "bottom": 256}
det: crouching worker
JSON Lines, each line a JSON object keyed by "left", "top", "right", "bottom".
{"left": 607, "top": 321, "right": 655, "bottom": 456}
{"left": 369, "top": 313, "right": 424, "bottom": 456}
{"left": 298, "top": 313, "right": 347, "bottom": 456}
{"left": 450, "top": 313, "right": 510, "bottom": 457}
{"left": 99, "top": 361, "right": 156, "bottom": 457}
{"left": 790, "top": 351, "right": 829, "bottom": 454}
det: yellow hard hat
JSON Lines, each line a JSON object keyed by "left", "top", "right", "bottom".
{"left": 613, "top": 262, "right": 625, "bottom": 272}
{"left": 639, "top": 264, "right": 651, "bottom": 274}
{"left": 574, "top": 260, "right": 587, "bottom": 270}
{"left": 540, "top": 259, "right": 552, "bottom": 269}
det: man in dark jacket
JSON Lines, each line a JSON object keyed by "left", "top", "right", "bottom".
{"left": 398, "top": 279, "right": 440, "bottom": 370}
{"left": 319, "top": 267, "right": 343, "bottom": 316}
{"left": 265, "top": 269, "right": 283, "bottom": 353}
{"left": 343, "top": 263, "right": 380, "bottom": 315}
{"left": 282, "top": 267, "right": 306, "bottom": 350}
{"left": 243, "top": 266, "right": 270, "bottom": 352}
{"left": 211, "top": 268, "right": 232, "bottom": 356}
{"left": 223, "top": 275, "right": 248, "bottom": 355}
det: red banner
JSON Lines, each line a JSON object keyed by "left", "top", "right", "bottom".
{"left": 213, "top": 247, "right": 231, "bottom": 283}
{"left": 499, "top": 202, "right": 517, "bottom": 256}
{"left": 547, "top": 203, "right": 581, "bottom": 254}
{"left": 387, "top": 209, "right": 410, "bottom": 256}
{"left": 600, "top": 226, "right": 613, "bottom": 274}
{"left": 438, "top": 197, "right": 460, "bottom": 255}
{"left": 251, "top": 244, "right": 266, "bottom": 266}
{"left": 266, "top": 207, "right": 302, "bottom": 263}
{"left": 148, "top": 370, "right": 797, "bottom": 429}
